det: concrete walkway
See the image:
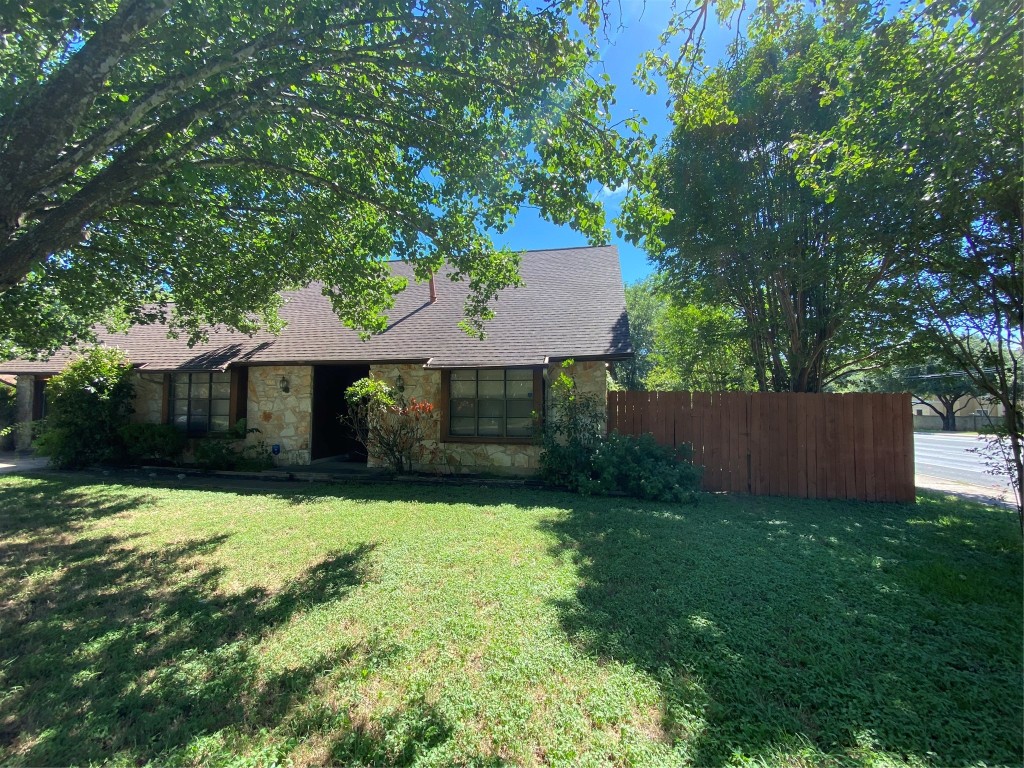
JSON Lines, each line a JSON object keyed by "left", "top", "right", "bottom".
{"left": 0, "top": 453, "right": 49, "bottom": 474}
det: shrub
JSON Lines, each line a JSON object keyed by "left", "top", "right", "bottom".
{"left": 539, "top": 361, "right": 702, "bottom": 503}
{"left": 0, "top": 384, "right": 16, "bottom": 450}
{"left": 35, "top": 348, "right": 135, "bottom": 468}
{"left": 342, "top": 377, "right": 434, "bottom": 473}
{"left": 193, "top": 419, "right": 273, "bottom": 471}
{"left": 585, "top": 431, "right": 703, "bottom": 502}
{"left": 120, "top": 423, "right": 186, "bottom": 465}
{"left": 538, "top": 361, "right": 605, "bottom": 490}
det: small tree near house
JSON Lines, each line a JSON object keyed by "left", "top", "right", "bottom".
{"left": 341, "top": 378, "right": 434, "bottom": 473}
{"left": 872, "top": 362, "right": 980, "bottom": 431}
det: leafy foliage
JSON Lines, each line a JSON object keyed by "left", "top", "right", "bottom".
{"left": 120, "top": 423, "right": 187, "bottom": 465}
{"left": 34, "top": 347, "right": 135, "bottom": 468}
{"left": 541, "top": 360, "right": 701, "bottom": 501}
{"left": 539, "top": 361, "right": 606, "bottom": 490}
{"left": 192, "top": 418, "right": 274, "bottom": 471}
{"left": 646, "top": 302, "right": 756, "bottom": 392}
{"left": 614, "top": 277, "right": 661, "bottom": 390}
{"left": 0, "top": 0, "right": 652, "bottom": 355}
{"left": 585, "top": 431, "right": 702, "bottom": 502}
{"left": 342, "top": 377, "right": 434, "bottom": 473}
{"left": 631, "top": 7, "right": 911, "bottom": 392}
{"left": 792, "top": 0, "right": 1022, "bottom": 521}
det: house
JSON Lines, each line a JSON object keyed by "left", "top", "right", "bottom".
{"left": 0, "top": 246, "right": 632, "bottom": 474}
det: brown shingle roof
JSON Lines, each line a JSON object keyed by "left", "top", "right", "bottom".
{"left": 0, "top": 246, "right": 632, "bottom": 374}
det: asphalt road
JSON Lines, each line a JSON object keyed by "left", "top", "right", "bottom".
{"left": 914, "top": 431, "right": 1012, "bottom": 491}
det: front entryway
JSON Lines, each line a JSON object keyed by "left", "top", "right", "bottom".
{"left": 311, "top": 365, "right": 370, "bottom": 462}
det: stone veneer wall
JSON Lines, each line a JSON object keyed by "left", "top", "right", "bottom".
{"left": 246, "top": 365, "right": 312, "bottom": 466}
{"left": 131, "top": 373, "right": 165, "bottom": 424}
{"left": 15, "top": 375, "right": 34, "bottom": 450}
{"left": 368, "top": 359, "right": 607, "bottom": 476}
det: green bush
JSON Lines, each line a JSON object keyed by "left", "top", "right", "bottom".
{"left": 0, "top": 384, "right": 16, "bottom": 450}
{"left": 342, "top": 377, "right": 435, "bottom": 473}
{"left": 193, "top": 421, "right": 273, "bottom": 471}
{"left": 35, "top": 348, "right": 135, "bottom": 468}
{"left": 585, "top": 431, "right": 703, "bottom": 502}
{"left": 539, "top": 361, "right": 702, "bottom": 503}
{"left": 120, "top": 423, "right": 186, "bottom": 465}
{"left": 538, "top": 361, "right": 605, "bottom": 490}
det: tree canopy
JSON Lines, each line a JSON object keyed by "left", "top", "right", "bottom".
{"left": 635, "top": 8, "right": 912, "bottom": 393}
{"left": 794, "top": 0, "right": 1022, "bottom": 512}
{"left": 0, "top": 0, "right": 649, "bottom": 353}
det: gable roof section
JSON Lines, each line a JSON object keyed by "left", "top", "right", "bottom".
{"left": 0, "top": 246, "right": 632, "bottom": 374}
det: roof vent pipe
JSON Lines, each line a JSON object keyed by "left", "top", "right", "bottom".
{"left": 428, "top": 273, "right": 437, "bottom": 304}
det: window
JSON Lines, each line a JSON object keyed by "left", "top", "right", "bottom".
{"left": 170, "top": 371, "right": 232, "bottom": 434}
{"left": 443, "top": 368, "right": 541, "bottom": 441}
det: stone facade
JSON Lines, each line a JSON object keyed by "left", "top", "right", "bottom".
{"left": 12, "top": 359, "right": 609, "bottom": 472}
{"left": 367, "top": 359, "right": 607, "bottom": 476}
{"left": 15, "top": 375, "right": 34, "bottom": 450}
{"left": 246, "top": 365, "right": 313, "bottom": 466}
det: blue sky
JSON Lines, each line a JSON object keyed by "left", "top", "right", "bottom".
{"left": 492, "top": 1, "right": 739, "bottom": 284}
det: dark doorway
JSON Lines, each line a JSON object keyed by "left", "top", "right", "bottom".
{"left": 311, "top": 365, "right": 370, "bottom": 461}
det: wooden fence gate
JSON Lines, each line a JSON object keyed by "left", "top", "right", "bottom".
{"left": 607, "top": 391, "right": 915, "bottom": 502}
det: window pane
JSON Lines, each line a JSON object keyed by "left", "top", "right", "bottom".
{"left": 478, "top": 380, "right": 504, "bottom": 398}
{"left": 211, "top": 399, "right": 230, "bottom": 416}
{"left": 173, "top": 413, "right": 188, "bottom": 428}
{"left": 451, "top": 399, "right": 476, "bottom": 418}
{"left": 451, "top": 380, "right": 476, "bottom": 398}
{"left": 478, "top": 399, "right": 504, "bottom": 418}
{"left": 450, "top": 417, "right": 476, "bottom": 435}
{"left": 173, "top": 399, "right": 189, "bottom": 416}
{"left": 479, "top": 369, "right": 503, "bottom": 380}
{"left": 506, "top": 418, "right": 533, "bottom": 437}
{"left": 506, "top": 400, "right": 533, "bottom": 419}
{"left": 212, "top": 371, "right": 231, "bottom": 383}
{"left": 212, "top": 382, "right": 231, "bottom": 400}
{"left": 450, "top": 369, "right": 476, "bottom": 381}
{"left": 506, "top": 379, "right": 532, "bottom": 399}
{"left": 191, "top": 380, "right": 210, "bottom": 399}
{"left": 506, "top": 369, "right": 533, "bottom": 380}
{"left": 210, "top": 415, "right": 230, "bottom": 433}
{"left": 477, "top": 417, "right": 502, "bottom": 436}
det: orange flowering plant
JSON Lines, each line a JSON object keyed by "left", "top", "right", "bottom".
{"left": 341, "top": 378, "right": 436, "bottom": 473}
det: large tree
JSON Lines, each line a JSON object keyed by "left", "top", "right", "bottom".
{"left": 614, "top": 276, "right": 660, "bottom": 390}
{"left": 0, "top": 0, "right": 647, "bottom": 353}
{"left": 646, "top": 301, "right": 755, "bottom": 392}
{"left": 795, "top": 0, "right": 1022, "bottom": 517}
{"left": 635, "top": 8, "right": 912, "bottom": 393}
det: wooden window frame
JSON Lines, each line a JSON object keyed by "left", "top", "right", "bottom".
{"left": 440, "top": 367, "right": 543, "bottom": 444}
{"left": 164, "top": 369, "right": 246, "bottom": 435}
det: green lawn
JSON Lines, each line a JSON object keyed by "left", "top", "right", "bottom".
{"left": 0, "top": 475, "right": 1020, "bottom": 767}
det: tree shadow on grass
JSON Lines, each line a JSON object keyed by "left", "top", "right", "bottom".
{"left": 0, "top": 480, "right": 381, "bottom": 766}
{"left": 543, "top": 494, "right": 1023, "bottom": 766}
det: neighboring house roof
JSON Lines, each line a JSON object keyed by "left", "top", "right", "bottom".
{"left": 0, "top": 246, "right": 632, "bottom": 374}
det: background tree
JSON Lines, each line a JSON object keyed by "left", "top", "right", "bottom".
{"left": 0, "top": 0, "right": 649, "bottom": 354}
{"left": 646, "top": 302, "right": 755, "bottom": 391}
{"left": 614, "top": 277, "right": 660, "bottom": 390}
{"left": 862, "top": 360, "right": 982, "bottom": 432}
{"left": 634, "top": 8, "right": 911, "bottom": 393}
{"left": 795, "top": 0, "right": 1022, "bottom": 518}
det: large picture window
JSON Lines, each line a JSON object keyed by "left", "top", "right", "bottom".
{"left": 444, "top": 368, "right": 541, "bottom": 441}
{"left": 170, "top": 371, "right": 232, "bottom": 434}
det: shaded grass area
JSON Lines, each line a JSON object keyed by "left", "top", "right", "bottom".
{"left": 0, "top": 476, "right": 1020, "bottom": 767}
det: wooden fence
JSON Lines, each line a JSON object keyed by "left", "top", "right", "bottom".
{"left": 607, "top": 391, "right": 915, "bottom": 502}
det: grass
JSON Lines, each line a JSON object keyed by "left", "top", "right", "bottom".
{"left": 0, "top": 474, "right": 1020, "bottom": 768}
